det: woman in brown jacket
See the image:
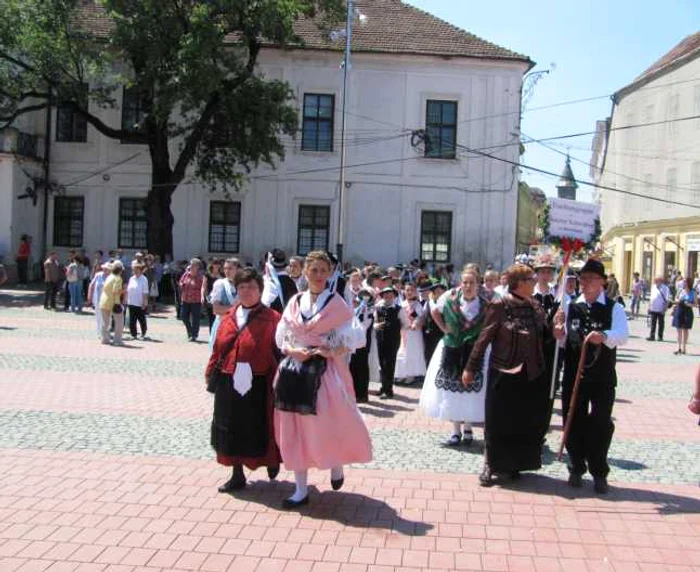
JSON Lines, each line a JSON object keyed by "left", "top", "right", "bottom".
{"left": 463, "top": 263, "right": 552, "bottom": 486}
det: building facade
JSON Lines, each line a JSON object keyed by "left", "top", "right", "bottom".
{"left": 0, "top": 0, "right": 532, "bottom": 277}
{"left": 592, "top": 32, "right": 700, "bottom": 292}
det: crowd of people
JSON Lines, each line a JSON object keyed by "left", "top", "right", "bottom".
{"left": 205, "top": 247, "right": 635, "bottom": 505}
{"left": 3, "top": 242, "right": 697, "bottom": 503}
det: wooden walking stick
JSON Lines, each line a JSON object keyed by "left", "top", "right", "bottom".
{"left": 557, "top": 331, "right": 596, "bottom": 461}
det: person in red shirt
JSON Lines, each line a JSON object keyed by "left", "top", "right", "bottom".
{"left": 178, "top": 258, "right": 204, "bottom": 341}
{"left": 16, "top": 234, "right": 31, "bottom": 286}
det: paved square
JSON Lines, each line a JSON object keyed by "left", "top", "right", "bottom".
{"left": 1, "top": 287, "right": 699, "bottom": 571}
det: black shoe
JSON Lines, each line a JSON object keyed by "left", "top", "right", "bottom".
{"left": 462, "top": 430, "right": 474, "bottom": 446}
{"left": 659, "top": 337, "right": 663, "bottom": 342}
{"left": 356, "top": 396, "right": 369, "bottom": 404}
{"left": 282, "top": 495, "right": 309, "bottom": 509}
{"left": 479, "top": 466, "right": 493, "bottom": 487}
{"left": 447, "top": 434, "right": 461, "bottom": 447}
{"left": 267, "top": 466, "right": 280, "bottom": 481}
{"left": 593, "top": 476, "right": 609, "bottom": 494}
{"left": 331, "top": 477, "right": 344, "bottom": 491}
{"left": 509, "top": 471, "right": 521, "bottom": 481}
{"left": 379, "top": 392, "right": 393, "bottom": 400}
{"left": 218, "top": 467, "right": 246, "bottom": 493}
{"left": 567, "top": 473, "right": 583, "bottom": 488}
{"left": 645, "top": 337, "right": 655, "bottom": 341}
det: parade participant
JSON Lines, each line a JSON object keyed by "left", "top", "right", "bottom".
{"left": 274, "top": 251, "right": 372, "bottom": 508}
{"left": 553, "top": 258, "right": 628, "bottom": 494}
{"left": 207, "top": 267, "right": 282, "bottom": 492}
{"left": 374, "top": 286, "right": 402, "bottom": 399}
{"left": 394, "top": 282, "right": 426, "bottom": 384}
{"left": 422, "top": 281, "right": 446, "bottom": 367}
{"left": 465, "top": 263, "right": 552, "bottom": 485}
{"left": 672, "top": 278, "right": 695, "bottom": 355}
{"left": 288, "top": 256, "right": 307, "bottom": 292}
{"left": 647, "top": 276, "right": 670, "bottom": 341}
{"left": 421, "top": 266, "right": 488, "bottom": 446}
{"left": 565, "top": 271, "right": 579, "bottom": 300}
{"left": 494, "top": 271, "right": 509, "bottom": 297}
{"left": 344, "top": 269, "right": 363, "bottom": 306}
{"left": 208, "top": 258, "right": 240, "bottom": 351}
{"left": 349, "top": 288, "right": 375, "bottom": 403}
{"left": 483, "top": 270, "right": 501, "bottom": 302}
{"left": 262, "top": 248, "right": 298, "bottom": 313}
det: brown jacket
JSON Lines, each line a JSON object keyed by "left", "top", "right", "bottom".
{"left": 43, "top": 258, "right": 62, "bottom": 283}
{"left": 467, "top": 294, "right": 548, "bottom": 381}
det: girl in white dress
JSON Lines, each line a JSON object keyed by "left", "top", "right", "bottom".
{"left": 420, "top": 267, "right": 490, "bottom": 446}
{"left": 395, "top": 283, "right": 427, "bottom": 382}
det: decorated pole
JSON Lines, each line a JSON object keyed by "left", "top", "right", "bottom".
{"left": 539, "top": 198, "right": 602, "bottom": 401}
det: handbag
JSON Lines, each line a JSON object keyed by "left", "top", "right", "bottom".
{"left": 274, "top": 354, "right": 327, "bottom": 415}
{"left": 206, "top": 305, "right": 261, "bottom": 394}
{"left": 112, "top": 303, "right": 123, "bottom": 314}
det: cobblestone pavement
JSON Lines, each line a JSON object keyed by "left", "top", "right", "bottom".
{"left": 1, "top": 287, "right": 699, "bottom": 572}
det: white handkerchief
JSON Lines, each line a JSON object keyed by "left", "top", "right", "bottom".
{"left": 232, "top": 362, "right": 253, "bottom": 396}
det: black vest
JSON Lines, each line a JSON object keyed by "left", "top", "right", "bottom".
{"left": 270, "top": 274, "right": 298, "bottom": 314}
{"left": 564, "top": 296, "right": 617, "bottom": 385}
{"left": 533, "top": 290, "right": 558, "bottom": 321}
{"left": 376, "top": 304, "right": 401, "bottom": 346}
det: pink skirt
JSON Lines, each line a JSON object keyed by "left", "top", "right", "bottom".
{"left": 275, "top": 358, "right": 373, "bottom": 471}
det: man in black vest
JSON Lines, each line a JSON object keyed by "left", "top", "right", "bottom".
{"left": 554, "top": 258, "right": 628, "bottom": 494}
{"left": 374, "top": 286, "right": 402, "bottom": 399}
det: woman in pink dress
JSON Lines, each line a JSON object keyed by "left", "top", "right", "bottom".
{"left": 275, "top": 251, "right": 373, "bottom": 509}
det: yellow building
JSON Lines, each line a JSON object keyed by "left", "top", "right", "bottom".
{"left": 591, "top": 32, "right": 700, "bottom": 291}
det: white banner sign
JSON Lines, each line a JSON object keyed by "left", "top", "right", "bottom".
{"left": 687, "top": 237, "right": 700, "bottom": 252}
{"left": 548, "top": 198, "right": 600, "bottom": 242}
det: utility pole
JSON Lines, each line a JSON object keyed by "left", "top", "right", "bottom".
{"left": 336, "top": 0, "right": 353, "bottom": 265}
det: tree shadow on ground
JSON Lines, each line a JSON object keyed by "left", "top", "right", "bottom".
{"left": 608, "top": 458, "right": 647, "bottom": 471}
{"left": 497, "top": 473, "right": 698, "bottom": 515}
{"left": 227, "top": 480, "right": 434, "bottom": 535}
{"left": 359, "top": 400, "right": 413, "bottom": 418}
{"left": 0, "top": 290, "right": 45, "bottom": 308}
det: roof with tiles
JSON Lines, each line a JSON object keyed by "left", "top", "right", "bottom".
{"left": 74, "top": 0, "right": 531, "bottom": 65}
{"left": 615, "top": 31, "right": 700, "bottom": 99}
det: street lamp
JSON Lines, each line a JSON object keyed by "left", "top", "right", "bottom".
{"left": 330, "top": 0, "right": 365, "bottom": 265}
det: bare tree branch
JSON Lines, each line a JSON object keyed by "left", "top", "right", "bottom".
{"left": 172, "top": 92, "right": 221, "bottom": 181}
{"left": 0, "top": 102, "right": 49, "bottom": 130}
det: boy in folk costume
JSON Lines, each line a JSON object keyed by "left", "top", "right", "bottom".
{"left": 349, "top": 288, "right": 375, "bottom": 403}
{"left": 395, "top": 282, "right": 427, "bottom": 385}
{"left": 374, "top": 286, "right": 402, "bottom": 399}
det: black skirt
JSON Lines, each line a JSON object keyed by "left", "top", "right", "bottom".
{"left": 211, "top": 372, "right": 269, "bottom": 458}
{"left": 484, "top": 367, "right": 550, "bottom": 473}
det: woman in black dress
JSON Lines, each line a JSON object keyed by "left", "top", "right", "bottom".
{"left": 463, "top": 263, "right": 552, "bottom": 486}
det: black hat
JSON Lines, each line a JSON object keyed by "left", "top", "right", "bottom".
{"left": 326, "top": 251, "right": 339, "bottom": 266}
{"left": 269, "top": 248, "right": 288, "bottom": 269}
{"left": 579, "top": 258, "right": 606, "bottom": 278}
{"left": 430, "top": 281, "right": 447, "bottom": 292}
{"left": 380, "top": 274, "right": 391, "bottom": 281}
{"left": 379, "top": 286, "right": 397, "bottom": 296}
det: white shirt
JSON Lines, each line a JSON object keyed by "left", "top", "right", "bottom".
{"left": 560, "top": 291, "right": 629, "bottom": 350}
{"left": 235, "top": 306, "right": 251, "bottom": 328}
{"left": 649, "top": 283, "right": 671, "bottom": 313}
{"left": 126, "top": 274, "right": 149, "bottom": 306}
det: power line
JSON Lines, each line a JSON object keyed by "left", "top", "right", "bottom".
{"left": 452, "top": 139, "right": 700, "bottom": 210}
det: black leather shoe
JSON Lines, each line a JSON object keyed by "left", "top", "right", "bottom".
{"left": 645, "top": 337, "right": 655, "bottom": 341}
{"left": 331, "top": 477, "right": 344, "bottom": 491}
{"left": 218, "top": 471, "right": 246, "bottom": 493}
{"left": 282, "top": 496, "right": 309, "bottom": 509}
{"left": 509, "top": 471, "right": 521, "bottom": 481}
{"left": 267, "top": 466, "right": 280, "bottom": 481}
{"left": 593, "top": 476, "right": 609, "bottom": 494}
{"left": 379, "top": 392, "right": 394, "bottom": 400}
{"left": 567, "top": 473, "right": 583, "bottom": 488}
{"left": 479, "top": 466, "right": 493, "bottom": 487}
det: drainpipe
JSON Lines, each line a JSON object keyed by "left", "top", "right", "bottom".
{"left": 41, "top": 90, "right": 52, "bottom": 263}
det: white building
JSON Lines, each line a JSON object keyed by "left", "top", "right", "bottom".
{"left": 0, "top": 0, "right": 532, "bottom": 277}
{"left": 591, "top": 32, "right": 700, "bottom": 290}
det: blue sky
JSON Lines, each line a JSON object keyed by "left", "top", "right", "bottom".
{"left": 406, "top": 0, "right": 699, "bottom": 202}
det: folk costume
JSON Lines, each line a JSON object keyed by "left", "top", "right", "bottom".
{"left": 467, "top": 294, "right": 552, "bottom": 479}
{"left": 349, "top": 294, "right": 375, "bottom": 403}
{"left": 207, "top": 303, "right": 282, "bottom": 489}
{"left": 533, "top": 275, "right": 562, "bottom": 428}
{"left": 560, "top": 262, "right": 628, "bottom": 492}
{"left": 395, "top": 298, "right": 427, "bottom": 380}
{"left": 375, "top": 292, "right": 402, "bottom": 398}
{"left": 262, "top": 249, "right": 298, "bottom": 313}
{"left": 420, "top": 288, "right": 489, "bottom": 439}
{"left": 274, "top": 290, "right": 372, "bottom": 505}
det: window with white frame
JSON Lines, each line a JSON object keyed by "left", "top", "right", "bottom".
{"left": 118, "top": 198, "right": 148, "bottom": 249}
{"left": 301, "top": 94, "right": 334, "bottom": 152}
{"left": 56, "top": 84, "right": 88, "bottom": 143}
{"left": 420, "top": 210, "right": 452, "bottom": 262}
{"left": 297, "top": 205, "right": 330, "bottom": 255}
{"left": 209, "top": 201, "right": 241, "bottom": 253}
{"left": 53, "top": 197, "right": 84, "bottom": 247}
{"left": 425, "top": 100, "right": 457, "bottom": 159}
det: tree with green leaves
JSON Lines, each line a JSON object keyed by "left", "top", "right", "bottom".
{"left": 0, "top": 0, "right": 343, "bottom": 256}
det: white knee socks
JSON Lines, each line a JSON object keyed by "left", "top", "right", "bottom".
{"left": 452, "top": 421, "right": 462, "bottom": 435}
{"left": 289, "top": 470, "right": 308, "bottom": 502}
